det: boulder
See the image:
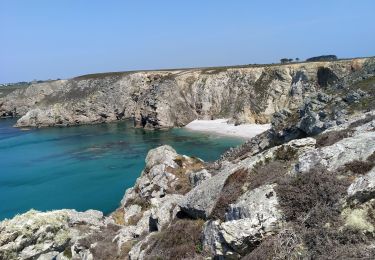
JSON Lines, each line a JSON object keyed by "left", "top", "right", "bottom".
{"left": 179, "top": 169, "right": 234, "bottom": 219}
{"left": 347, "top": 168, "right": 375, "bottom": 204}
{"left": 189, "top": 169, "right": 211, "bottom": 187}
{"left": 149, "top": 194, "right": 183, "bottom": 231}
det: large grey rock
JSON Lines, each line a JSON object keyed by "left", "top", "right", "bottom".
{"left": 222, "top": 185, "right": 282, "bottom": 254}
{"left": 189, "top": 169, "right": 211, "bottom": 187}
{"left": 149, "top": 194, "right": 183, "bottom": 231}
{"left": 225, "top": 184, "right": 281, "bottom": 221}
{"left": 348, "top": 168, "right": 375, "bottom": 204}
{"left": 145, "top": 145, "right": 177, "bottom": 170}
{"left": 202, "top": 185, "right": 283, "bottom": 257}
{"left": 203, "top": 220, "right": 237, "bottom": 258}
{"left": 179, "top": 169, "right": 234, "bottom": 219}
{"left": 297, "top": 131, "right": 375, "bottom": 173}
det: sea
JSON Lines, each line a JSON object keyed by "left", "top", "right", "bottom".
{"left": 0, "top": 118, "right": 243, "bottom": 220}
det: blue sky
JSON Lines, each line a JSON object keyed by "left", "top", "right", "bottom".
{"left": 0, "top": 0, "right": 374, "bottom": 83}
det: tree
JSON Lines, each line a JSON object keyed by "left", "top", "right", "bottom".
{"left": 280, "top": 58, "right": 289, "bottom": 64}
{"left": 288, "top": 58, "right": 293, "bottom": 63}
{"left": 296, "top": 58, "right": 300, "bottom": 62}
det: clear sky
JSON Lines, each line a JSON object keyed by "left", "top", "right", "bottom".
{"left": 0, "top": 0, "right": 374, "bottom": 83}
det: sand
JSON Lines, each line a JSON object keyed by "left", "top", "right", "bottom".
{"left": 184, "top": 119, "right": 270, "bottom": 138}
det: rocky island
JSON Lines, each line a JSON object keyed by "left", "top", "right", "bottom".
{"left": 1, "top": 57, "right": 375, "bottom": 259}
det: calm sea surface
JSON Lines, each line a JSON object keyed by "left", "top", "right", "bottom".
{"left": 0, "top": 119, "right": 243, "bottom": 220}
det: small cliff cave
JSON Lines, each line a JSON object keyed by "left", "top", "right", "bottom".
{"left": 317, "top": 67, "right": 339, "bottom": 88}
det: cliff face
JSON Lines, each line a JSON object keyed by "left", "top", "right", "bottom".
{"left": 1, "top": 58, "right": 372, "bottom": 128}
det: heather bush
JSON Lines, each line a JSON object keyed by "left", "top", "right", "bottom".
{"left": 144, "top": 219, "right": 206, "bottom": 259}
{"left": 211, "top": 168, "right": 247, "bottom": 220}
{"left": 315, "top": 129, "right": 354, "bottom": 148}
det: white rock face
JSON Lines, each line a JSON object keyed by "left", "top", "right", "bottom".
{"left": 297, "top": 132, "right": 375, "bottom": 173}
{"left": 348, "top": 168, "right": 375, "bottom": 204}
{"left": 225, "top": 184, "right": 281, "bottom": 221}
{"left": 0, "top": 209, "right": 105, "bottom": 260}
{"left": 202, "top": 185, "right": 283, "bottom": 257}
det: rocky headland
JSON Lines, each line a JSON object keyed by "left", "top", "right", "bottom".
{"left": 1, "top": 57, "right": 375, "bottom": 259}
{"left": 1, "top": 58, "right": 373, "bottom": 129}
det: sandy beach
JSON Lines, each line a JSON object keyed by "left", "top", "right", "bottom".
{"left": 184, "top": 119, "right": 270, "bottom": 138}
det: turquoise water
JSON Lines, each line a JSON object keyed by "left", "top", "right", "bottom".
{"left": 0, "top": 119, "right": 243, "bottom": 220}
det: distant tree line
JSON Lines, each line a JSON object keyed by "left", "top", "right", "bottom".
{"left": 280, "top": 55, "right": 337, "bottom": 64}
{"left": 306, "top": 55, "right": 338, "bottom": 62}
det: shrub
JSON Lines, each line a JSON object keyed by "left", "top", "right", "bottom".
{"left": 341, "top": 160, "right": 375, "bottom": 175}
{"left": 242, "top": 228, "right": 305, "bottom": 260}
{"left": 349, "top": 114, "right": 375, "bottom": 128}
{"left": 77, "top": 223, "right": 129, "bottom": 260}
{"left": 274, "top": 167, "right": 375, "bottom": 259}
{"left": 145, "top": 219, "right": 206, "bottom": 259}
{"left": 124, "top": 194, "right": 150, "bottom": 210}
{"left": 276, "top": 168, "right": 350, "bottom": 222}
{"left": 211, "top": 168, "right": 248, "bottom": 220}
{"left": 274, "top": 145, "right": 298, "bottom": 161}
{"left": 248, "top": 160, "right": 287, "bottom": 191}
{"left": 166, "top": 156, "right": 204, "bottom": 195}
{"left": 315, "top": 129, "right": 354, "bottom": 148}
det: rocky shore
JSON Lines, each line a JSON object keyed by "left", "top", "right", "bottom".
{"left": 1, "top": 57, "right": 375, "bottom": 259}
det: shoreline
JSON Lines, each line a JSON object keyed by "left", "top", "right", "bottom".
{"left": 184, "top": 119, "right": 271, "bottom": 138}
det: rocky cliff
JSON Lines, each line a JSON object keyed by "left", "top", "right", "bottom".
{"left": 1, "top": 58, "right": 375, "bottom": 259}
{"left": 1, "top": 109, "right": 375, "bottom": 259}
{"left": 1, "top": 58, "right": 373, "bottom": 128}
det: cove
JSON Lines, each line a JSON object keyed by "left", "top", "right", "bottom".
{"left": 0, "top": 119, "right": 243, "bottom": 220}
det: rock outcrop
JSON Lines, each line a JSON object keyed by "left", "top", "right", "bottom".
{"left": 1, "top": 58, "right": 373, "bottom": 129}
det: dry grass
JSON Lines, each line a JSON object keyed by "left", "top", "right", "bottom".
{"left": 111, "top": 208, "right": 125, "bottom": 225}
{"left": 144, "top": 219, "right": 206, "bottom": 260}
{"left": 242, "top": 228, "right": 305, "bottom": 260}
{"left": 127, "top": 212, "right": 144, "bottom": 226}
{"left": 166, "top": 156, "right": 204, "bottom": 195}
{"left": 77, "top": 223, "right": 128, "bottom": 260}
{"left": 124, "top": 194, "right": 150, "bottom": 210}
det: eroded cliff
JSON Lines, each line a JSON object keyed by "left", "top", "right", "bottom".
{"left": 1, "top": 58, "right": 373, "bottom": 128}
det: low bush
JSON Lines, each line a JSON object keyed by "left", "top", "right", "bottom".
{"left": 211, "top": 168, "right": 248, "bottom": 220}
{"left": 349, "top": 114, "right": 375, "bottom": 128}
{"left": 77, "top": 224, "right": 128, "bottom": 260}
{"left": 342, "top": 160, "right": 375, "bottom": 175}
{"left": 275, "top": 167, "right": 375, "bottom": 259}
{"left": 145, "top": 219, "right": 206, "bottom": 259}
{"left": 276, "top": 168, "right": 350, "bottom": 222}
{"left": 242, "top": 228, "right": 305, "bottom": 260}
{"left": 124, "top": 194, "right": 150, "bottom": 210}
{"left": 315, "top": 129, "right": 354, "bottom": 148}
